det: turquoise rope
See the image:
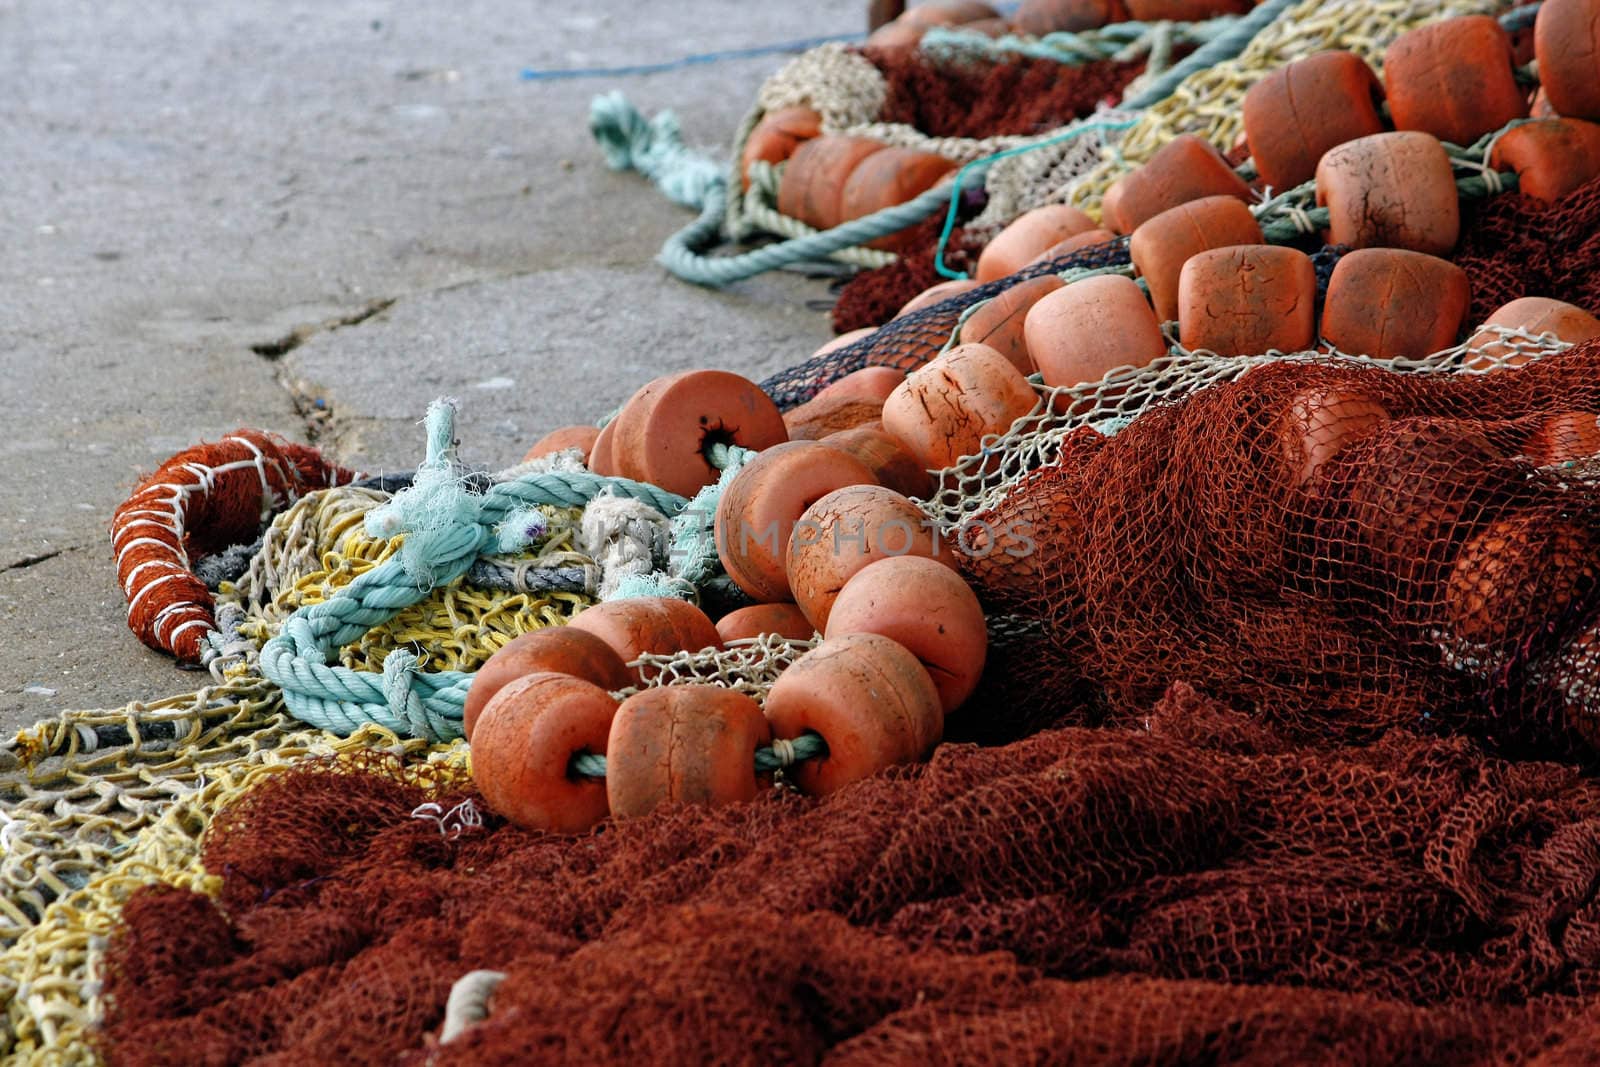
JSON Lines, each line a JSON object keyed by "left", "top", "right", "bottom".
{"left": 918, "top": 16, "right": 1230, "bottom": 66}
{"left": 569, "top": 731, "right": 828, "bottom": 779}
{"left": 931, "top": 119, "right": 1137, "bottom": 281}
{"left": 259, "top": 400, "right": 690, "bottom": 741}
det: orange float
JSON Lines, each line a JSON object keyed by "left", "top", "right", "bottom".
{"left": 1444, "top": 514, "right": 1597, "bottom": 646}
{"left": 777, "top": 136, "right": 887, "bottom": 232}
{"left": 787, "top": 484, "right": 952, "bottom": 631}
{"left": 818, "top": 425, "right": 936, "bottom": 499}
{"left": 1024, "top": 274, "right": 1168, "bottom": 388}
{"left": 763, "top": 632, "right": 944, "bottom": 794}
{"left": 1024, "top": 228, "right": 1119, "bottom": 268}
{"left": 589, "top": 419, "right": 618, "bottom": 476}
{"left": 566, "top": 597, "right": 723, "bottom": 685}
{"left": 471, "top": 673, "right": 618, "bottom": 833}
{"left": 1315, "top": 132, "right": 1460, "bottom": 255}
{"left": 714, "top": 602, "right": 818, "bottom": 642}
{"left": 739, "top": 107, "right": 822, "bottom": 190}
{"left": 1320, "top": 249, "right": 1470, "bottom": 361}
{"left": 1014, "top": 0, "right": 1128, "bottom": 33}
{"left": 1535, "top": 0, "right": 1600, "bottom": 122}
{"left": 896, "top": 278, "right": 982, "bottom": 318}
{"left": 1383, "top": 16, "right": 1526, "bottom": 146}
{"left": 714, "top": 441, "right": 879, "bottom": 602}
{"left": 840, "top": 147, "right": 956, "bottom": 251}
{"left": 1125, "top": 0, "right": 1248, "bottom": 16}
{"left": 975, "top": 204, "right": 1098, "bottom": 282}
{"left": 1463, "top": 297, "right": 1600, "bottom": 371}
{"left": 957, "top": 275, "right": 1065, "bottom": 374}
{"left": 824, "top": 554, "right": 988, "bottom": 714}
{"left": 1276, "top": 386, "right": 1392, "bottom": 487}
{"left": 604, "top": 686, "right": 773, "bottom": 818}
{"left": 1129, "top": 195, "right": 1263, "bottom": 324}
{"left": 881, "top": 343, "right": 1039, "bottom": 470}
{"left": 608, "top": 370, "right": 788, "bottom": 497}
{"left": 1242, "top": 50, "right": 1385, "bottom": 193}
{"left": 1100, "top": 134, "right": 1253, "bottom": 234}
{"left": 1177, "top": 245, "right": 1317, "bottom": 357}
{"left": 1487, "top": 119, "right": 1600, "bottom": 203}
{"left": 1523, "top": 412, "right": 1600, "bottom": 467}
{"left": 463, "top": 628, "right": 631, "bottom": 740}
{"left": 522, "top": 425, "right": 600, "bottom": 465}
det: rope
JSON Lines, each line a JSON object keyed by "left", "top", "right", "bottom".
{"left": 259, "top": 400, "right": 690, "bottom": 742}
{"left": 917, "top": 16, "right": 1232, "bottom": 67}
{"left": 521, "top": 33, "right": 860, "bottom": 81}
{"left": 1121, "top": 0, "right": 1307, "bottom": 109}
{"left": 568, "top": 730, "right": 828, "bottom": 778}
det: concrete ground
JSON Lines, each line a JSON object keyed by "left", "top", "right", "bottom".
{"left": 0, "top": 0, "right": 859, "bottom": 732}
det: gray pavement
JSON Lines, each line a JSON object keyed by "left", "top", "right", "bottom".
{"left": 0, "top": 0, "right": 858, "bottom": 730}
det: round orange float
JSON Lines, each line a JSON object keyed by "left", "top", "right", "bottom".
{"left": 463, "top": 627, "right": 631, "bottom": 740}
{"left": 1383, "top": 16, "right": 1526, "bottom": 147}
{"left": 763, "top": 632, "right": 944, "bottom": 795}
{"left": 1487, "top": 119, "right": 1600, "bottom": 203}
{"left": 522, "top": 425, "right": 601, "bottom": 465}
{"left": 714, "top": 602, "right": 818, "bottom": 642}
{"left": 1025, "top": 228, "right": 1119, "bottom": 268}
{"left": 1275, "top": 386, "right": 1392, "bottom": 487}
{"left": 777, "top": 136, "right": 888, "bottom": 232}
{"left": 1535, "top": 0, "right": 1600, "bottom": 122}
{"left": 604, "top": 685, "right": 773, "bottom": 818}
{"left": 1242, "top": 50, "right": 1385, "bottom": 194}
{"left": 818, "top": 424, "right": 935, "bottom": 499}
{"left": 1315, "top": 132, "right": 1460, "bottom": 255}
{"left": 1130, "top": 196, "right": 1263, "bottom": 324}
{"left": 1100, "top": 134, "right": 1253, "bottom": 234}
{"left": 975, "top": 204, "right": 1098, "bottom": 282}
{"left": 1024, "top": 274, "right": 1168, "bottom": 388}
{"left": 1443, "top": 514, "right": 1597, "bottom": 647}
{"left": 471, "top": 672, "right": 619, "bottom": 833}
{"left": 739, "top": 106, "right": 822, "bottom": 190}
{"left": 957, "top": 275, "right": 1065, "bottom": 374}
{"left": 714, "top": 441, "right": 879, "bottom": 602}
{"left": 787, "top": 484, "right": 952, "bottom": 631}
{"left": 1463, "top": 297, "right": 1600, "bottom": 371}
{"left": 823, "top": 554, "right": 988, "bottom": 714}
{"left": 1320, "top": 248, "right": 1471, "bottom": 360}
{"left": 1177, "top": 245, "right": 1317, "bottom": 357}
{"left": 840, "top": 147, "right": 957, "bottom": 251}
{"left": 1523, "top": 412, "right": 1600, "bottom": 467}
{"left": 881, "top": 343, "right": 1039, "bottom": 471}
{"left": 566, "top": 597, "right": 724, "bottom": 685}
{"left": 608, "top": 370, "right": 788, "bottom": 497}
{"left": 896, "top": 278, "right": 982, "bottom": 318}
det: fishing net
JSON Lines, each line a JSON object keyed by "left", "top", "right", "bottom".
{"left": 95, "top": 677, "right": 1600, "bottom": 1065}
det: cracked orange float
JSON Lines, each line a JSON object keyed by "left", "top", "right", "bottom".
{"left": 881, "top": 342, "right": 1038, "bottom": 470}
{"left": 763, "top": 632, "right": 944, "bottom": 795}
{"left": 604, "top": 685, "right": 773, "bottom": 818}
{"left": 1130, "top": 195, "right": 1263, "bottom": 324}
{"left": 1242, "top": 50, "right": 1385, "bottom": 194}
{"left": 1315, "top": 132, "right": 1459, "bottom": 255}
{"left": 1320, "top": 248, "right": 1470, "bottom": 360}
{"left": 1177, "top": 245, "right": 1316, "bottom": 357}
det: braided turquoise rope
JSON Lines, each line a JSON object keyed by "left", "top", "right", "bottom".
{"left": 259, "top": 400, "right": 690, "bottom": 741}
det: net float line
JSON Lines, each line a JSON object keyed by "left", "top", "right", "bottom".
{"left": 110, "top": 431, "right": 361, "bottom": 664}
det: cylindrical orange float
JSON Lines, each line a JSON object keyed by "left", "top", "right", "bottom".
{"left": 1177, "top": 245, "right": 1317, "bottom": 357}
{"left": 1320, "top": 248, "right": 1471, "bottom": 360}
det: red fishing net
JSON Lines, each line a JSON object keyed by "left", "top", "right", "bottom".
{"left": 1455, "top": 176, "right": 1600, "bottom": 323}
{"left": 96, "top": 159, "right": 1600, "bottom": 1067}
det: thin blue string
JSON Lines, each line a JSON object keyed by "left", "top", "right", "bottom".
{"left": 521, "top": 33, "right": 861, "bottom": 81}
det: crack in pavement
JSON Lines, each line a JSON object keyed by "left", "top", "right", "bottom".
{"left": 1, "top": 544, "right": 94, "bottom": 574}
{"left": 249, "top": 297, "right": 398, "bottom": 359}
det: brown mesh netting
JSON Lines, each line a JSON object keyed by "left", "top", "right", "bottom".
{"left": 101, "top": 679, "right": 1600, "bottom": 1065}
{"left": 829, "top": 218, "right": 984, "bottom": 333}
{"left": 1455, "top": 176, "right": 1600, "bottom": 323}
{"left": 961, "top": 347, "right": 1600, "bottom": 758}
{"left": 866, "top": 49, "right": 1151, "bottom": 141}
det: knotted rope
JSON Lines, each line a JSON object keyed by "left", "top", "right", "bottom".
{"left": 259, "top": 400, "right": 690, "bottom": 741}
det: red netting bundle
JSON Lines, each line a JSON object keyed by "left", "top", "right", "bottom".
{"left": 100, "top": 682, "right": 1600, "bottom": 1065}
{"left": 962, "top": 347, "right": 1600, "bottom": 758}
{"left": 1455, "top": 175, "right": 1600, "bottom": 323}
{"left": 864, "top": 49, "right": 1150, "bottom": 140}
{"left": 829, "top": 217, "right": 984, "bottom": 333}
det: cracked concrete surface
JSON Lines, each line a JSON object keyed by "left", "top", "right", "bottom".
{"left": 1, "top": 0, "right": 856, "bottom": 729}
